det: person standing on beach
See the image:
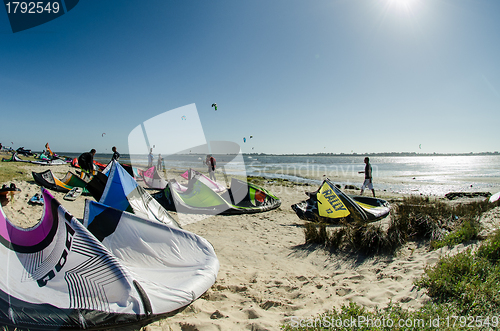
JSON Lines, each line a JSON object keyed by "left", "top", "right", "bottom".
{"left": 148, "top": 148, "right": 153, "bottom": 168}
{"left": 111, "top": 146, "right": 120, "bottom": 162}
{"left": 205, "top": 154, "right": 216, "bottom": 181}
{"left": 157, "top": 153, "right": 163, "bottom": 171}
{"left": 359, "top": 157, "right": 376, "bottom": 197}
{"left": 78, "top": 149, "right": 96, "bottom": 179}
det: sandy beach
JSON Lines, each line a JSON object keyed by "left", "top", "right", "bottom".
{"left": 1, "top": 156, "right": 499, "bottom": 330}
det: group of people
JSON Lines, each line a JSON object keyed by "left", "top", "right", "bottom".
{"left": 77, "top": 148, "right": 375, "bottom": 196}
{"left": 77, "top": 146, "right": 120, "bottom": 178}
{"left": 148, "top": 148, "right": 163, "bottom": 171}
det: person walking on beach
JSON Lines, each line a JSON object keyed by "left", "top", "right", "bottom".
{"left": 78, "top": 149, "right": 96, "bottom": 180}
{"left": 148, "top": 148, "right": 153, "bottom": 168}
{"left": 111, "top": 146, "right": 120, "bottom": 161}
{"left": 205, "top": 154, "right": 216, "bottom": 181}
{"left": 359, "top": 157, "right": 375, "bottom": 197}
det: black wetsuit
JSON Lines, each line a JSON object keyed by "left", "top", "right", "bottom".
{"left": 78, "top": 152, "right": 94, "bottom": 173}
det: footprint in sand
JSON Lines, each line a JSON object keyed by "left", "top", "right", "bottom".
{"left": 244, "top": 308, "right": 260, "bottom": 319}
{"left": 336, "top": 288, "right": 352, "bottom": 296}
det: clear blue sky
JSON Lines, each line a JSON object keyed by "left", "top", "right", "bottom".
{"left": 1, "top": 0, "right": 499, "bottom": 155}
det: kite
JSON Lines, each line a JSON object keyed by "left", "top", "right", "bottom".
{"left": 243, "top": 137, "right": 246, "bottom": 143}
{"left": 292, "top": 179, "right": 390, "bottom": 223}
{"left": 181, "top": 116, "right": 186, "bottom": 120}
{"left": 102, "top": 133, "right": 106, "bottom": 137}
{"left": 211, "top": 103, "right": 217, "bottom": 111}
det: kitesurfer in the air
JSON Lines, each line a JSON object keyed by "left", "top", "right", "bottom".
{"left": 358, "top": 157, "right": 375, "bottom": 197}
{"left": 205, "top": 154, "right": 216, "bottom": 181}
{"left": 78, "top": 149, "right": 96, "bottom": 180}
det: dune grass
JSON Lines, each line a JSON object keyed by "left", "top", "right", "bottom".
{"left": 287, "top": 197, "right": 500, "bottom": 330}
{"left": 284, "top": 229, "right": 500, "bottom": 331}
{"left": 303, "top": 196, "right": 498, "bottom": 256}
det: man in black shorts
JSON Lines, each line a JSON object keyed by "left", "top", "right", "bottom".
{"left": 359, "top": 157, "right": 375, "bottom": 197}
{"left": 78, "top": 149, "right": 96, "bottom": 179}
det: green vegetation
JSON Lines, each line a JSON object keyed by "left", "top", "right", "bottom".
{"left": 0, "top": 154, "right": 35, "bottom": 184}
{"left": 417, "top": 230, "right": 500, "bottom": 316}
{"left": 284, "top": 230, "right": 500, "bottom": 330}
{"left": 303, "top": 196, "right": 497, "bottom": 256}
{"left": 286, "top": 197, "right": 500, "bottom": 330}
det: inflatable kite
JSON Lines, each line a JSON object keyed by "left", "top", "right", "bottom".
{"left": 87, "top": 160, "right": 180, "bottom": 228}
{"left": 0, "top": 188, "right": 218, "bottom": 329}
{"left": 140, "top": 166, "right": 168, "bottom": 190}
{"left": 32, "top": 170, "right": 89, "bottom": 194}
{"left": 153, "top": 172, "right": 281, "bottom": 215}
{"left": 291, "top": 179, "right": 390, "bottom": 223}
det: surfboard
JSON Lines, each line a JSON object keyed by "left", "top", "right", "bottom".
{"left": 63, "top": 187, "right": 82, "bottom": 201}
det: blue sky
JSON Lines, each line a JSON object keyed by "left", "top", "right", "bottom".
{"left": 1, "top": 0, "right": 499, "bottom": 155}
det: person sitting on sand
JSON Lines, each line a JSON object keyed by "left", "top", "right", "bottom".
{"left": 359, "top": 157, "right": 376, "bottom": 197}
{"left": 78, "top": 149, "right": 96, "bottom": 179}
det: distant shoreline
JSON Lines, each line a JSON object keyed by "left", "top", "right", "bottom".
{"left": 4, "top": 151, "right": 498, "bottom": 157}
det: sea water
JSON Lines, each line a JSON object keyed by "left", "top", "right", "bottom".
{"left": 63, "top": 152, "right": 500, "bottom": 197}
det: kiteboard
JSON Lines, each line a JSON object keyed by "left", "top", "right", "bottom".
{"left": 63, "top": 187, "right": 82, "bottom": 201}
{"left": 489, "top": 191, "right": 500, "bottom": 203}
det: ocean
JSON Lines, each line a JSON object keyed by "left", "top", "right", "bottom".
{"left": 63, "top": 152, "right": 500, "bottom": 197}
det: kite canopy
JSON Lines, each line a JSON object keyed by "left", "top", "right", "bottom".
{"left": 32, "top": 170, "right": 89, "bottom": 194}
{"left": 140, "top": 166, "right": 168, "bottom": 189}
{"left": 1, "top": 152, "right": 25, "bottom": 162}
{"left": 83, "top": 200, "right": 219, "bottom": 319}
{"left": 181, "top": 169, "right": 227, "bottom": 193}
{"left": 71, "top": 158, "right": 107, "bottom": 171}
{"left": 29, "top": 158, "right": 67, "bottom": 166}
{"left": 88, "top": 160, "right": 180, "bottom": 228}
{"left": 0, "top": 188, "right": 218, "bottom": 330}
{"left": 1, "top": 152, "right": 67, "bottom": 165}
{"left": 291, "top": 179, "right": 390, "bottom": 223}
{"left": 154, "top": 173, "right": 281, "bottom": 215}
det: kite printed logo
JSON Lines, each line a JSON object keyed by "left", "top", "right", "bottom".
{"left": 317, "top": 184, "right": 350, "bottom": 218}
{"left": 37, "top": 221, "right": 76, "bottom": 287}
{"left": 3, "top": 0, "right": 79, "bottom": 33}
{"left": 322, "top": 188, "right": 347, "bottom": 212}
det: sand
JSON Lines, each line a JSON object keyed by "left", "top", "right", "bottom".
{"left": 1, "top": 159, "right": 499, "bottom": 331}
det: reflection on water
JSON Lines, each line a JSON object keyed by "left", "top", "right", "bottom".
{"left": 65, "top": 153, "right": 500, "bottom": 197}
